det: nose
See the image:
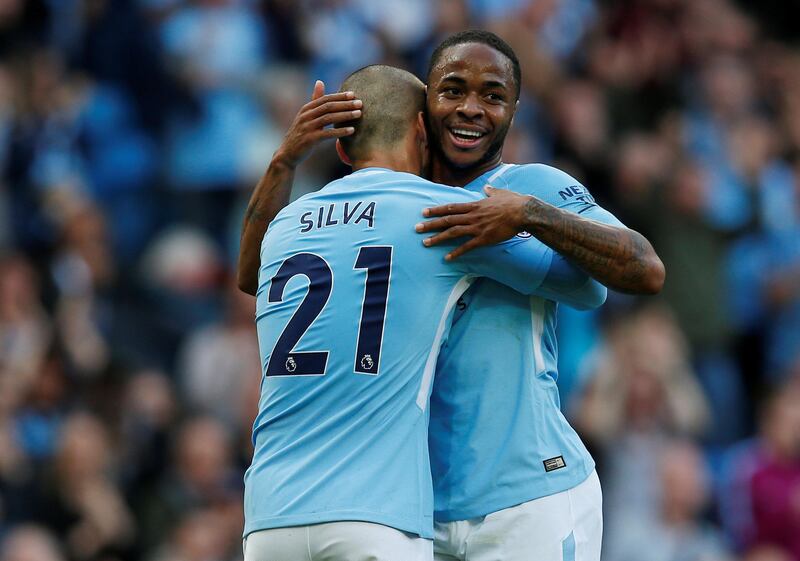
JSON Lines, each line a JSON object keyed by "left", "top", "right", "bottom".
{"left": 456, "top": 92, "right": 483, "bottom": 120}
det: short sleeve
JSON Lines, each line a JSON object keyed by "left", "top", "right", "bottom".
{"left": 422, "top": 185, "right": 555, "bottom": 295}
{"left": 450, "top": 236, "right": 554, "bottom": 296}
{"left": 493, "top": 164, "right": 625, "bottom": 227}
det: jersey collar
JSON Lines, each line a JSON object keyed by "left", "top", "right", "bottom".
{"left": 464, "top": 163, "right": 514, "bottom": 191}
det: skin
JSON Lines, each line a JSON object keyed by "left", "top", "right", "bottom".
{"left": 425, "top": 43, "right": 517, "bottom": 186}
{"left": 336, "top": 111, "right": 429, "bottom": 175}
{"left": 237, "top": 79, "right": 428, "bottom": 295}
{"left": 237, "top": 81, "right": 361, "bottom": 295}
{"left": 238, "top": 44, "right": 664, "bottom": 296}
{"left": 420, "top": 42, "right": 665, "bottom": 294}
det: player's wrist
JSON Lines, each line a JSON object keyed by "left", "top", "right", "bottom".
{"left": 515, "top": 195, "right": 538, "bottom": 232}
{"left": 271, "top": 148, "right": 300, "bottom": 171}
{"left": 521, "top": 195, "right": 555, "bottom": 232}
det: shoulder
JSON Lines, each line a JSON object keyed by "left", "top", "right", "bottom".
{"left": 271, "top": 190, "right": 319, "bottom": 224}
{"left": 503, "top": 163, "right": 580, "bottom": 185}
{"left": 499, "top": 164, "right": 594, "bottom": 207}
{"left": 388, "top": 174, "right": 483, "bottom": 207}
{"left": 429, "top": 185, "right": 483, "bottom": 207}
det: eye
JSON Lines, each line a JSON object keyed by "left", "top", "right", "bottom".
{"left": 442, "top": 87, "right": 461, "bottom": 97}
{"left": 486, "top": 93, "right": 505, "bottom": 103}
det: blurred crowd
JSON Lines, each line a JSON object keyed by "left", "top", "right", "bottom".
{"left": 0, "top": 1, "right": 799, "bottom": 561}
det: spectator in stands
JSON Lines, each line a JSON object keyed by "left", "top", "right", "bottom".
{"left": 0, "top": 1, "right": 795, "bottom": 559}
{"left": 575, "top": 304, "right": 710, "bottom": 549}
{"left": 38, "top": 412, "right": 135, "bottom": 561}
{"left": 135, "top": 416, "right": 241, "bottom": 556}
{"left": 177, "top": 280, "right": 260, "bottom": 429}
{"left": 0, "top": 525, "right": 67, "bottom": 561}
{"left": 604, "top": 440, "right": 733, "bottom": 561}
{"left": 748, "top": 385, "right": 800, "bottom": 558}
{"left": 0, "top": 254, "right": 51, "bottom": 405}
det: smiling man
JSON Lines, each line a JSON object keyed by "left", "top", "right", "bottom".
{"left": 237, "top": 30, "right": 664, "bottom": 561}
{"left": 418, "top": 32, "right": 652, "bottom": 561}
{"left": 425, "top": 35, "right": 519, "bottom": 175}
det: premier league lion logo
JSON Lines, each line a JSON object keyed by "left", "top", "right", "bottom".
{"left": 360, "top": 354, "right": 374, "bottom": 371}
{"left": 285, "top": 356, "right": 297, "bottom": 373}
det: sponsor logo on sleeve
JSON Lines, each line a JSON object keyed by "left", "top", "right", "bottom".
{"left": 557, "top": 185, "right": 596, "bottom": 206}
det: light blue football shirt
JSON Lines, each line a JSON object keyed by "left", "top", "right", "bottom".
{"left": 429, "top": 163, "right": 625, "bottom": 521}
{"left": 244, "top": 168, "right": 562, "bottom": 539}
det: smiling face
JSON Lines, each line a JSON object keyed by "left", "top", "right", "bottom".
{"left": 427, "top": 42, "right": 518, "bottom": 180}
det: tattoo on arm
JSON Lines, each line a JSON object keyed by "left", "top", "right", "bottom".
{"left": 244, "top": 200, "right": 268, "bottom": 225}
{"left": 237, "top": 160, "right": 296, "bottom": 295}
{"left": 522, "top": 198, "right": 663, "bottom": 294}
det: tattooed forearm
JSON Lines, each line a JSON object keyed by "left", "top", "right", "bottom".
{"left": 237, "top": 159, "right": 296, "bottom": 295}
{"left": 244, "top": 200, "right": 269, "bottom": 226}
{"left": 522, "top": 198, "right": 664, "bottom": 294}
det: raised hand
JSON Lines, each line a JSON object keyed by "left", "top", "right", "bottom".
{"left": 238, "top": 80, "right": 362, "bottom": 296}
{"left": 275, "top": 80, "right": 363, "bottom": 169}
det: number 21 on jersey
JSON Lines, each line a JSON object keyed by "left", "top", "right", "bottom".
{"left": 265, "top": 246, "right": 392, "bottom": 377}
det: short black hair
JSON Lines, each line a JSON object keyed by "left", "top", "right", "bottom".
{"left": 427, "top": 30, "right": 521, "bottom": 100}
{"left": 337, "top": 65, "right": 425, "bottom": 161}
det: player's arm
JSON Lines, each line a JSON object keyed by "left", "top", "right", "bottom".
{"left": 453, "top": 237, "right": 606, "bottom": 309}
{"left": 454, "top": 234, "right": 555, "bottom": 297}
{"left": 537, "top": 254, "right": 607, "bottom": 310}
{"left": 417, "top": 186, "right": 665, "bottom": 295}
{"left": 237, "top": 81, "right": 362, "bottom": 295}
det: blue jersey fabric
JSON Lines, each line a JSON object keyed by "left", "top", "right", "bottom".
{"left": 244, "top": 168, "right": 559, "bottom": 539}
{"left": 429, "top": 163, "right": 625, "bottom": 522}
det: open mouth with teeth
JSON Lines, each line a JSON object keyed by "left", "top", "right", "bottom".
{"left": 448, "top": 126, "right": 488, "bottom": 149}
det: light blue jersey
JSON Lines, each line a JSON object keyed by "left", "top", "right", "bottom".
{"left": 430, "top": 163, "right": 625, "bottom": 522}
{"left": 244, "top": 168, "right": 561, "bottom": 539}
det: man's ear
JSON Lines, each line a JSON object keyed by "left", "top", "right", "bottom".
{"left": 511, "top": 99, "right": 520, "bottom": 128}
{"left": 416, "top": 111, "right": 428, "bottom": 149}
{"left": 335, "top": 139, "right": 352, "bottom": 167}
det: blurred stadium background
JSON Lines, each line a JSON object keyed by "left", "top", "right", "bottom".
{"left": 0, "top": 0, "right": 799, "bottom": 560}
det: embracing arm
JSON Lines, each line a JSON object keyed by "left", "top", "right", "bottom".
{"left": 417, "top": 186, "right": 665, "bottom": 295}
{"left": 537, "top": 254, "right": 607, "bottom": 309}
{"left": 459, "top": 234, "right": 606, "bottom": 308}
{"left": 236, "top": 81, "right": 362, "bottom": 295}
{"left": 520, "top": 195, "right": 664, "bottom": 295}
{"left": 455, "top": 211, "right": 603, "bottom": 307}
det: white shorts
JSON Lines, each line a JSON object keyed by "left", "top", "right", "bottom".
{"left": 434, "top": 470, "right": 603, "bottom": 561}
{"left": 243, "top": 521, "right": 433, "bottom": 561}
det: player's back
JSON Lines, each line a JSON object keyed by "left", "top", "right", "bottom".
{"left": 244, "top": 168, "right": 552, "bottom": 539}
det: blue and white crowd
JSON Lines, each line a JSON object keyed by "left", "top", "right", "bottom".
{"left": 0, "top": 1, "right": 799, "bottom": 560}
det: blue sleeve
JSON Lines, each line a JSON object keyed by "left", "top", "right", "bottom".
{"left": 495, "top": 164, "right": 626, "bottom": 227}
{"left": 456, "top": 236, "right": 554, "bottom": 296}
{"left": 480, "top": 164, "right": 621, "bottom": 307}
{"left": 425, "top": 186, "right": 554, "bottom": 295}
{"left": 535, "top": 255, "right": 607, "bottom": 310}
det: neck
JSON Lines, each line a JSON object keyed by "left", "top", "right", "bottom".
{"left": 352, "top": 151, "right": 420, "bottom": 176}
{"left": 431, "top": 154, "right": 503, "bottom": 187}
